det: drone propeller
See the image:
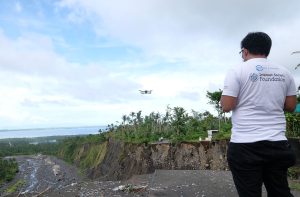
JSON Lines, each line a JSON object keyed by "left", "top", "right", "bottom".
{"left": 291, "top": 51, "right": 300, "bottom": 55}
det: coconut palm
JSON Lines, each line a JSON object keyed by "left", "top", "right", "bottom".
{"left": 292, "top": 51, "right": 300, "bottom": 70}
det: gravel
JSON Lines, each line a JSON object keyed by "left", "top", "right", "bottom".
{"left": 1, "top": 155, "right": 299, "bottom": 197}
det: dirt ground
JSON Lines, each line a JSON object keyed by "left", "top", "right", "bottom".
{"left": 1, "top": 155, "right": 300, "bottom": 197}
{"left": 0, "top": 155, "right": 84, "bottom": 196}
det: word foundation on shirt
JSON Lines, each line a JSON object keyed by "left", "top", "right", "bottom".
{"left": 259, "top": 73, "right": 285, "bottom": 82}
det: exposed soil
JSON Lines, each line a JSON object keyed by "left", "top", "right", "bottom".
{"left": 1, "top": 154, "right": 299, "bottom": 197}
{"left": 0, "top": 155, "right": 84, "bottom": 196}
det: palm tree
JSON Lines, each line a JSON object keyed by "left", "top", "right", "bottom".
{"left": 206, "top": 90, "right": 223, "bottom": 131}
{"left": 172, "top": 107, "right": 188, "bottom": 135}
{"left": 136, "top": 111, "right": 143, "bottom": 124}
{"left": 122, "top": 115, "right": 127, "bottom": 125}
{"left": 291, "top": 51, "right": 300, "bottom": 92}
{"left": 129, "top": 112, "right": 135, "bottom": 124}
{"left": 292, "top": 51, "right": 300, "bottom": 70}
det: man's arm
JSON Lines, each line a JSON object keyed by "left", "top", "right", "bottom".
{"left": 284, "top": 95, "right": 297, "bottom": 112}
{"left": 221, "top": 95, "right": 237, "bottom": 112}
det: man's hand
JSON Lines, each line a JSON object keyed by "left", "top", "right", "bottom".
{"left": 284, "top": 95, "right": 297, "bottom": 112}
{"left": 221, "top": 95, "right": 237, "bottom": 112}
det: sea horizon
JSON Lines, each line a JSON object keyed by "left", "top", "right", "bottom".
{"left": 0, "top": 125, "right": 107, "bottom": 139}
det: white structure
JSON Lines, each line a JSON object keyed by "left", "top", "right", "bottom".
{"left": 202, "top": 130, "right": 218, "bottom": 141}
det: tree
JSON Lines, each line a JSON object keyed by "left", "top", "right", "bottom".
{"left": 171, "top": 107, "right": 189, "bottom": 135}
{"left": 122, "top": 115, "right": 127, "bottom": 125}
{"left": 292, "top": 51, "right": 300, "bottom": 97}
{"left": 206, "top": 89, "right": 223, "bottom": 131}
{"left": 136, "top": 111, "right": 143, "bottom": 124}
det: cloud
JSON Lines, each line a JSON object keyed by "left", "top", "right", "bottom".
{"left": 177, "top": 91, "right": 201, "bottom": 101}
{"left": 57, "top": 0, "right": 300, "bottom": 62}
{"left": 1, "top": 0, "right": 300, "bottom": 129}
{"left": 54, "top": 0, "right": 300, "bottom": 99}
{"left": 0, "top": 29, "right": 148, "bottom": 128}
{"left": 0, "top": 29, "right": 143, "bottom": 102}
{"left": 15, "top": 2, "right": 22, "bottom": 12}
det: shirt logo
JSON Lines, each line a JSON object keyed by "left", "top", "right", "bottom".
{"left": 256, "top": 65, "right": 263, "bottom": 71}
{"left": 249, "top": 73, "right": 259, "bottom": 82}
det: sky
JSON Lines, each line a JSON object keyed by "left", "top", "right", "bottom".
{"left": 0, "top": 0, "right": 300, "bottom": 129}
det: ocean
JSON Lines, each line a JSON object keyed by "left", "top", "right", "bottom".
{"left": 0, "top": 126, "right": 107, "bottom": 139}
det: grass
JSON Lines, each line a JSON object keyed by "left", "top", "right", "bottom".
{"left": 79, "top": 142, "right": 108, "bottom": 169}
{"left": 288, "top": 166, "right": 300, "bottom": 180}
{"left": 289, "top": 180, "right": 300, "bottom": 191}
{"left": 5, "top": 179, "right": 25, "bottom": 194}
{"left": 288, "top": 166, "right": 300, "bottom": 191}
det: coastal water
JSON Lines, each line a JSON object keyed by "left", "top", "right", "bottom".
{"left": 0, "top": 126, "right": 106, "bottom": 139}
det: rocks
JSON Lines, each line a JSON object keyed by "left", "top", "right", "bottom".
{"left": 2, "top": 154, "right": 300, "bottom": 196}
{"left": 112, "top": 184, "right": 147, "bottom": 192}
{"left": 1, "top": 155, "right": 83, "bottom": 196}
{"left": 52, "top": 165, "right": 60, "bottom": 176}
{"left": 87, "top": 139, "right": 229, "bottom": 180}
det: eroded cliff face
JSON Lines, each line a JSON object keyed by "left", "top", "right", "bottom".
{"left": 86, "top": 139, "right": 229, "bottom": 180}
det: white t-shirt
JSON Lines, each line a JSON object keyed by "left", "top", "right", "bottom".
{"left": 222, "top": 58, "right": 297, "bottom": 143}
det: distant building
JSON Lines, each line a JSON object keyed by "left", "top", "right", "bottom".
{"left": 200, "top": 130, "right": 218, "bottom": 141}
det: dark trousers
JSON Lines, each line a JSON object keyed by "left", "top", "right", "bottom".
{"left": 227, "top": 141, "right": 296, "bottom": 197}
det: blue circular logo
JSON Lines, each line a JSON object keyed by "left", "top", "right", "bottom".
{"left": 256, "top": 65, "right": 263, "bottom": 71}
{"left": 249, "top": 73, "right": 259, "bottom": 82}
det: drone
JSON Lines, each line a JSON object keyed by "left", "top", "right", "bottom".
{"left": 139, "top": 90, "right": 152, "bottom": 94}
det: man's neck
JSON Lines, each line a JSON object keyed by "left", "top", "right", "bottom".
{"left": 245, "top": 54, "right": 267, "bottom": 61}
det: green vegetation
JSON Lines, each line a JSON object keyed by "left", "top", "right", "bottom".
{"left": 0, "top": 136, "right": 72, "bottom": 184}
{"left": 106, "top": 107, "right": 226, "bottom": 143}
{"left": 288, "top": 166, "right": 300, "bottom": 180}
{"left": 0, "top": 158, "right": 18, "bottom": 184}
{"left": 289, "top": 181, "right": 300, "bottom": 191}
{"left": 103, "top": 90, "right": 231, "bottom": 143}
{"left": 0, "top": 136, "right": 72, "bottom": 157}
{"left": 0, "top": 89, "right": 299, "bottom": 184}
{"left": 57, "top": 134, "right": 108, "bottom": 168}
{"left": 286, "top": 113, "right": 300, "bottom": 137}
{"left": 78, "top": 142, "right": 107, "bottom": 169}
{"left": 58, "top": 89, "right": 300, "bottom": 166}
{"left": 289, "top": 167, "right": 300, "bottom": 191}
{"left": 104, "top": 90, "right": 232, "bottom": 143}
{"left": 4, "top": 179, "right": 25, "bottom": 194}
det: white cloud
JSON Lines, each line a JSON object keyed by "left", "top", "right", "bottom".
{"left": 56, "top": 0, "right": 300, "bottom": 94}
{"left": 57, "top": 0, "right": 300, "bottom": 62}
{"left": 1, "top": 0, "right": 300, "bottom": 129}
{"left": 0, "top": 30, "right": 146, "bottom": 128}
{"left": 15, "top": 2, "right": 22, "bottom": 13}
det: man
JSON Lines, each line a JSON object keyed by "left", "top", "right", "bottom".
{"left": 221, "top": 32, "right": 297, "bottom": 197}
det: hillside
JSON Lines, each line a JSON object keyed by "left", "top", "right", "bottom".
{"left": 58, "top": 137, "right": 229, "bottom": 180}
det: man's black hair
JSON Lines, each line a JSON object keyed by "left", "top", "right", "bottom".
{"left": 241, "top": 32, "right": 272, "bottom": 56}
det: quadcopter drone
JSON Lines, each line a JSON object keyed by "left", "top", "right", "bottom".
{"left": 139, "top": 90, "right": 152, "bottom": 94}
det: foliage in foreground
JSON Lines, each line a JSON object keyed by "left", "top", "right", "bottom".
{"left": 0, "top": 158, "right": 18, "bottom": 184}
{"left": 288, "top": 163, "right": 300, "bottom": 190}
{"left": 289, "top": 181, "right": 300, "bottom": 191}
{"left": 4, "top": 179, "right": 26, "bottom": 194}
{"left": 286, "top": 113, "right": 300, "bottom": 137}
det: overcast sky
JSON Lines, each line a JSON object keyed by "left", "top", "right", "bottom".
{"left": 0, "top": 0, "right": 299, "bottom": 129}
